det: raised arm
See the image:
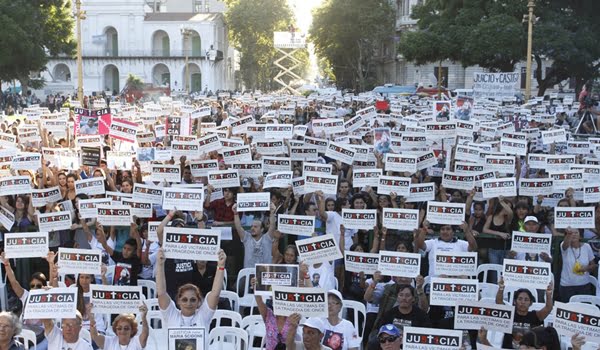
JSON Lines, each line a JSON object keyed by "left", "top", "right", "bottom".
{"left": 156, "top": 248, "right": 172, "bottom": 310}
{"left": 206, "top": 250, "right": 227, "bottom": 310}
{"left": 232, "top": 204, "right": 245, "bottom": 240}
{"left": 95, "top": 223, "right": 114, "bottom": 256}
{"left": 462, "top": 221, "right": 478, "bottom": 252}
{"left": 139, "top": 303, "right": 149, "bottom": 348}
{"left": 536, "top": 281, "right": 554, "bottom": 321}
{"left": 2, "top": 254, "right": 24, "bottom": 298}
{"left": 495, "top": 278, "right": 505, "bottom": 305}
{"left": 90, "top": 315, "right": 106, "bottom": 349}
{"left": 414, "top": 226, "right": 427, "bottom": 252}
{"left": 315, "top": 191, "right": 328, "bottom": 222}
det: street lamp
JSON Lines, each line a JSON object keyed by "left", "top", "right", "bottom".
{"left": 524, "top": 0, "right": 535, "bottom": 102}
{"left": 75, "top": 0, "right": 86, "bottom": 104}
{"left": 180, "top": 26, "right": 194, "bottom": 94}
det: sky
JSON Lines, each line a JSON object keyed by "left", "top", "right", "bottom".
{"left": 287, "top": 0, "right": 324, "bottom": 83}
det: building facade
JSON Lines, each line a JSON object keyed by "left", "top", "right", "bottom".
{"left": 43, "top": 0, "right": 235, "bottom": 96}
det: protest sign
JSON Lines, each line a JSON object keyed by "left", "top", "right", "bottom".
{"left": 255, "top": 140, "right": 286, "bottom": 155}
{"left": 344, "top": 251, "right": 379, "bottom": 275}
{"left": 109, "top": 118, "right": 137, "bottom": 143}
{"left": 454, "top": 301, "right": 514, "bottom": 334}
{"left": 584, "top": 184, "right": 600, "bottom": 204}
{"left": 0, "top": 206, "right": 14, "bottom": 231}
{"left": 295, "top": 234, "right": 343, "bottom": 265}
{"left": 304, "top": 173, "right": 338, "bottom": 194}
{"left": 147, "top": 221, "right": 160, "bottom": 242}
{"left": 377, "top": 175, "right": 410, "bottom": 196}
{"left": 272, "top": 286, "right": 327, "bottom": 317}
{"left": 406, "top": 182, "right": 436, "bottom": 203}
{"left": 277, "top": 214, "right": 315, "bottom": 236}
{"left": 472, "top": 72, "right": 519, "bottom": 100}
{"left": 222, "top": 145, "right": 252, "bottom": 164}
{"left": 382, "top": 208, "right": 419, "bottom": 231}
{"left": 74, "top": 177, "right": 106, "bottom": 196}
{"left": 37, "top": 211, "right": 72, "bottom": 232}
{"left": 302, "top": 163, "right": 332, "bottom": 175}
{"left": 385, "top": 153, "right": 418, "bottom": 173}
{"left": 132, "top": 183, "right": 163, "bottom": 204}
{"left": 150, "top": 164, "right": 181, "bottom": 183}
{"left": 11, "top": 152, "right": 41, "bottom": 171}
{"left": 552, "top": 301, "right": 600, "bottom": 343}
{"left": 231, "top": 161, "right": 262, "bottom": 181}
{"left": 549, "top": 170, "right": 583, "bottom": 191}
{"left": 426, "top": 201, "right": 466, "bottom": 225}
{"left": 289, "top": 146, "right": 318, "bottom": 161}
{"left": 546, "top": 155, "right": 576, "bottom": 172}
{"left": 23, "top": 287, "right": 78, "bottom": 320}
{"left": 230, "top": 115, "right": 254, "bottom": 135}
{"left": 121, "top": 198, "right": 153, "bottom": 218}
{"left": 4, "top": 232, "right": 49, "bottom": 259}
{"left": 190, "top": 159, "right": 220, "bottom": 178}
{"left": 429, "top": 278, "right": 479, "bottom": 306}
{"left": 197, "top": 134, "right": 221, "bottom": 154}
{"left": 442, "top": 172, "right": 475, "bottom": 191}
{"left": 263, "top": 171, "right": 293, "bottom": 189}
{"left": 403, "top": 327, "right": 463, "bottom": 350}
{"left": 541, "top": 128, "right": 567, "bottom": 144}
{"left": 485, "top": 155, "right": 516, "bottom": 174}
{"left": 292, "top": 177, "right": 306, "bottom": 196}
{"left": 170, "top": 140, "right": 200, "bottom": 159}
{"left": 29, "top": 187, "right": 60, "bottom": 209}
{"left": 502, "top": 259, "right": 552, "bottom": 289}
{"left": 481, "top": 177, "right": 517, "bottom": 199}
{"left": 554, "top": 206, "right": 594, "bottom": 229}
{"left": 304, "top": 136, "right": 329, "bottom": 154}
{"left": 255, "top": 264, "right": 298, "bottom": 296}
{"left": 162, "top": 187, "right": 204, "bottom": 211}
{"left": 78, "top": 198, "right": 112, "bottom": 219}
{"left": 511, "top": 231, "right": 551, "bottom": 255}
{"left": 265, "top": 124, "right": 293, "bottom": 139}
{"left": 262, "top": 156, "right": 292, "bottom": 174}
{"left": 342, "top": 209, "right": 377, "bottom": 230}
{"left": 325, "top": 141, "right": 355, "bottom": 165}
{"left": 236, "top": 192, "right": 270, "bottom": 212}
{"left": 58, "top": 248, "right": 102, "bottom": 275}
{"left": 107, "top": 151, "right": 134, "bottom": 170}
{"left": 97, "top": 205, "right": 132, "bottom": 226}
{"left": 90, "top": 285, "right": 143, "bottom": 314}
{"left": 518, "top": 179, "right": 554, "bottom": 197}
{"left": 434, "top": 252, "right": 478, "bottom": 276}
{"left": 168, "top": 328, "right": 205, "bottom": 350}
{"left": 500, "top": 138, "right": 527, "bottom": 156}
{"left": 455, "top": 162, "right": 484, "bottom": 174}
{"left": 80, "top": 147, "right": 101, "bottom": 167}
{"left": 352, "top": 169, "right": 382, "bottom": 188}
{"left": 0, "top": 176, "right": 32, "bottom": 196}
{"left": 162, "top": 227, "right": 220, "bottom": 261}
{"left": 377, "top": 251, "right": 421, "bottom": 278}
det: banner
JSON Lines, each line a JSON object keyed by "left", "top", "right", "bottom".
{"left": 90, "top": 285, "right": 143, "bottom": 314}
{"left": 552, "top": 301, "right": 600, "bottom": 343}
{"left": 342, "top": 209, "right": 377, "bottom": 230}
{"left": 454, "top": 301, "right": 515, "bottom": 334}
{"left": 481, "top": 177, "right": 517, "bottom": 199}
{"left": 403, "top": 327, "right": 463, "bottom": 350}
{"left": 502, "top": 259, "right": 552, "bottom": 289}
{"left": 4, "top": 232, "right": 49, "bottom": 259}
{"left": 37, "top": 211, "right": 72, "bottom": 232}
{"left": 510, "top": 231, "right": 551, "bottom": 256}
{"left": 272, "top": 286, "right": 327, "bottom": 317}
{"left": 472, "top": 72, "right": 519, "bottom": 100}
{"left": 58, "top": 248, "right": 102, "bottom": 275}
{"left": 236, "top": 192, "right": 270, "bottom": 212}
{"left": 554, "top": 206, "right": 594, "bottom": 229}
{"left": 277, "top": 214, "right": 315, "bottom": 236}
{"left": 377, "top": 251, "right": 421, "bottom": 278}
{"left": 23, "top": 287, "right": 78, "bottom": 320}
{"left": 344, "top": 251, "right": 379, "bottom": 275}
{"left": 74, "top": 177, "right": 106, "bottom": 196}
{"left": 0, "top": 176, "right": 32, "bottom": 196}
{"left": 426, "top": 201, "right": 466, "bottom": 225}
{"left": 207, "top": 169, "right": 240, "bottom": 188}
{"left": 434, "top": 252, "right": 478, "bottom": 276}
{"left": 430, "top": 278, "right": 478, "bottom": 306}
{"left": 162, "top": 227, "right": 220, "bottom": 261}
{"left": 162, "top": 187, "right": 204, "bottom": 211}
{"left": 295, "top": 234, "right": 343, "bottom": 265}
{"left": 254, "top": 264, "right": 298, "bottom": 296}
{"left": 168, "top": 328, "right": 205, "bottom": 350}
{"left": 304, "top": 173, "right": 338, "bottom": 194}
{"left": 97, "top": 205, "right": 132, "bottom": 226}
{"left": 382, "top": 208, "right": 419, "bottom": 231}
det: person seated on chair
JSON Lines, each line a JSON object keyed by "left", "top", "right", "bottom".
{"left": 90, "top": 304, "right": 148, "bottom": 350}
{"left": 285, "top": 316, "right": 333, "bottom": 350}
{"left": 0, "top": 311, "right": 25, "bottom": 350}
{"left": 41, "top": 311, "right": 93, "bottom": 350}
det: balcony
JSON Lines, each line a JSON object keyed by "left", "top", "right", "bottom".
{"left": 80, "top": 49, "right": 224, "bottom": 60}
{"left": 396, "top": 15, "right": 417, "bottom": 30}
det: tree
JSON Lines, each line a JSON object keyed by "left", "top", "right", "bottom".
{"left": 0, "top": 0, "right": 76, "bottom": 94}
{"left": 401, "top": 0, "right": 600, "bottom": 96}
{"left": 310, "top": 0, "right": 395, "bottom": 91}
{"left": 224, "top": 0, "right": 308, "bottom": 91}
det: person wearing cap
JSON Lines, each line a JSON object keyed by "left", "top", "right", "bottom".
{"left": 318, "top": 290, "right": 360, "bottom": 350}
{"left": 285, "top": 315, "right": 332, "bottom": 350}
{"left": 507, "top": 215, "right": 552, "bottom": 263}
{"left": 377, "top": 324, "right": 402, "bottom": 350}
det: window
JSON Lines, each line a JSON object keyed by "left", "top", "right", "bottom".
{"left": 521, "top": 67, "right": 527, "bottom": 89}
{"left": 194, "top": 0, "right": 203, "bottom": 13}
{"left": 433, "top": 66, "right": 448, "bottom": 88}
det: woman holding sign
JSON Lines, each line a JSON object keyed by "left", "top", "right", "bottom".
{"left": 90, "top": 304, "right": 148, "bottom": 350}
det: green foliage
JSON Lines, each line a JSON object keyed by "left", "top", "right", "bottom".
{"left": 126, "top": 73, "right": 144, "bottom": 90}
{"left": 224, "top": 0, "right": 308, "bottom": 91}
{"left": 310, "top": 0, "right": 395, "bottom": 91}
{"left": 400, "top": 0, "right": 600, "bottom": 96}
{"left": 0, "top": 0, "right": 75, "bottom": 92}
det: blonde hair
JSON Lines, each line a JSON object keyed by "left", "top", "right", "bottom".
{"left": 111, "top": 314, "right": 138, "bottom": 336}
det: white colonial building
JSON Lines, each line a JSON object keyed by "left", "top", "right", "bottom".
{"left": 43, "top": 0, "right": 235, "bottom": 96}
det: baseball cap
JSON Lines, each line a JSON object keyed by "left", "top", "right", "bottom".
{"left": 378, "top": 324, "right": 401, "bottom": 337}
{"left": 524, "top": 216, "right": 539, "bottom": 224}
{"left": 301, "top": 317, "right": 324, "bottom": 331}
{"left": 328, "top": 289, "right": 343, "bottom": 303}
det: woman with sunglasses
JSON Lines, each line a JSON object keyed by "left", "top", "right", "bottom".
{"left": 156, "top": 248, "right": 227, "bottom": 328}
{"left": 90, "top": 304, "right": 148, "bottom": 350}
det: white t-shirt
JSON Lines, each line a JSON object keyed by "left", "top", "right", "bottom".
{"left": 319, "top": 318, "right": 360, "bottom": 350}
{"left": 326, "top": 211, "right": 355, "bottom": 251}
{"left": 308, "top": 262, "right": 336, "bottom": 291}
{"left": 424, "top": 238, "right": 470, "bottom": 276}
{"left": 560, "top": 242, "right": 595, "bottom": 287}
{"left": 103, "top": 335, "right": 143, "bottom": 350}
{"left": 160, "top": 299, "right": 215, "bottom": 329}
{"left": 46, "top": 325, "right": 93, "bottom": 350}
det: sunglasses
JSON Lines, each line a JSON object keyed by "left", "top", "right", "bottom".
{"left": 379, "top": 336, "right": 399, "bottom": 344}
{"left": 180, "top": 297, "right": 199, "bottom": 303}
{"left": 30, "top": 283, "right": 43, "bottom": 289}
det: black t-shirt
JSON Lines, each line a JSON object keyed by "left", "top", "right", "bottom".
{"left": 380, "top": 306, "right": 431, "bottom": 331}
{"left": 110, "top": 251, "right": 142, "bottom": 286}
{"left": 197, "top": 264, "right": 217, "bottom": 297}
{"left": 502, "top": 311, "right": 541, "bottom": 348}
{"left": 164, "top": 259, "right": 201, "bottom": 299}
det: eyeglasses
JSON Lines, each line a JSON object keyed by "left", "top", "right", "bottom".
{"left": 30, "top": 283, "right": 43, "bottom": 289}
{"left": 379, "top": 336, "right": 399, "bottom": 344}
{"left": 116, "top": 327, "right": 131, "bottom": 331}
{"left": 180, "top": 297, "right": 199, "bottom": 303}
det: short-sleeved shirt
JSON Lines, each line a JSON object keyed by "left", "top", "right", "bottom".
{"left": 242, "top": 232, "right": 273, "bottom": 269}
{"left": 161, "top": 299, "right": 215, "bottom": 329}
{"left": 319, "top": 318, "right": 360, "bottom": 350}
{"left": 424, "top": 238, "right": 470, "bottom": 276}
{"left": 46, "top": 325, "right": 93, "bottom": 350}
{"left": 103, "top": 335, "right": 143, "bottom": 350}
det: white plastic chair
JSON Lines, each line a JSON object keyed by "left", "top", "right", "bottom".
{"left": 148, "top": 327, "right": 168, "bottom": 350}
{"left": 220, "top": 290, "right": 240, "bottom": 313}
{"left": 138, "top": 279, "right": 157, "bottom": 299}
{"left": 211, "top": 309, "right": 242, "bottom": 330}
{"left": 79, "top": 327, "right": 91, "bottom": 343}
{"left": 477, "top": 263, "right": 503, "bottom": 283}
{"left": 569, "top": 295, "right": 600, "bottom": 310}
{"left": 0, "top": 264, "right": 7, "bottom": 311}
{"left": 146, "top": 310, "right": 164, "bottom": 330}
{"left": 15, "top": 329, "right": 37, "bottom": 350}
{"left": 588, "top": 275, "right": 600, "bottom": 297}
{"left": 236, "top": 268, "right": 255, "bottom": 313}
{"left": 144, "top": 297, "right": 160, "bottom": 311}
{"left": 241, "top": 315, "right": 266, "bottom": 350}
{"left": 342, "top": 300, "right": 366, "bottom": 347}
{"left": 208, "top": 327, "right": 248, "bottom": 350}
{"left": 503, "top": 286, "right": 539, "bottom": 304}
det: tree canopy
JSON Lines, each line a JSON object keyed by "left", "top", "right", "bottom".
{"left": 0, "top": 0, "right": 75, "bottom": 92}
{"left": 310, "top": 0, "right": 395, "bottom": 91}
{"left": 400, "top": 0, "right": 600, "bottom": 95}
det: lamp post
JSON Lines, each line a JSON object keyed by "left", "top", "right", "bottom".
{"left": 524, "top": 0, "right": 535, "bottom": 102}
{"left": 180, "top": 26, "right": 194, "bottom": 94}
{"left": 75, "top": 0, "right": 86, "bottom": 104}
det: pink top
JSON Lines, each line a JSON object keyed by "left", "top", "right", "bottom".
{"left": 265, "top": 308, "right": 293, "bottom": 350}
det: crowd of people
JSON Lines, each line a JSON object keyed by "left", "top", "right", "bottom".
{"left": 0, "top": 83, "right": 598, "bottom": 350}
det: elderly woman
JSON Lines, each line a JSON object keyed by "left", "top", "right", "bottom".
{"left": 0, "top": 311, "right": 24, "bottom": 350}
{"left": 156, "top": 248, "right": 227, "bottom": 328}
{"left": 90, "top": 304, "right": 148, "bottom": 350}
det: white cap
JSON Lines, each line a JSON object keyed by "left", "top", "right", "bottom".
{"left": 301, "top": 317, "right": 324, "bottom": 331}
{"left": 524, "top": 216, "right": 539, "bottom": 224}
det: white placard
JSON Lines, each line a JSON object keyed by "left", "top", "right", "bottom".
{"left": 167, "top": 328, "right": 205, "bottom": 350}
{"left": 57, "top": 248, "right": 102, "bottom": 275}
{"left": 272, "top": 286, "right": 327, "bottom": 317}
{"left": 162, "top": 227, "right": 221, "bottom": 261}
{"left": 403, "top": 327, "right": 463, "bottom": 350}
{"left": 325, "top": 141, "right": 355, "bottom": 165}
{"left": 254, "top": 264, "right": 299, "bottom": 297}
{"left": 430, "top": 277, "right": 478, "bottom": 306}
{"left": 121, "top": 198, "right": 153, "bottom": 218}
{"left": 295, "top": 234, "right": 343, "bottom": 265}
{"left": 231, "top": 161, "right": 263, "bottom": 180}
{"left": 162, "top": 187, "right": 204, "bottom": 211}
{"left": 265, "top": 124, "right": 293, "bottom": 139}
{"left": 502, "top": 259, "right": 552, "bottom": 289}
{"left": 541, "top": 128, "right": 567, "bottom": 144}
{"left": 11, "top": 152, "right": 41, "bottom": 171}
{"left": 90, "top": 285, "right": 143, "bottom": 314}
{"left": 74, "top": 177, "right": 106, "bottom": 196}
{"left": 442, "top": 171, "right": 475, "bottom": 191}
{"left": 377, "top": 251, "right": 421, "bottom": 278}
{"left": 132, "top": 184, "right": 163, "bottom": 205}
{"left": 554, "top": 206, "right": 594, "bottom": 229}
{"left": 426, "top": 202, "right": 466, "bottom": 225}
{"left": 0, "top": 176, "right": 32, "bottom": 196}
{"left": 434, "top": 251, "right": 478, "bottom": 276}
{"left": 4, "top": 232, "right": 49, "bottom": 259}
{"left": 344, "top": 251, "right": 379, "bottom": 275}
{"left": 277, "top": 214, "right": 315, "bottom": 236}
{"left": 549, "top": 170, "right": 583, "bottom": 191}
{"left": 107, "top": 151, "right": 134, "bottom": 170}
{"left": 150, "top": 164, "right": 181, "bottom": 183}
{"left": 385, "top": 153, "right": 418, "bottom": 173}
{"left": 78, "top": 198, "right": 112, "bottom": 219}
{"left": 500, "top": 138, "right": 527, "bottom": 156}
{"left": 236, "top": 192, "right": 270, "bottom": 212}
{"left": 406, "top": 182, "right": 435, "bottom": 203}
{"left": 518, "top": 179, "right": 554, "bottom": 197}
{"left": 352, "top": 169, "right": 382, "bottom": 188}
{"left": 481, "top": 177, "right": 517, "bottom": 199}
{"left": 198, "top": 134, "right": 221, "bottom": 154}
{"left": 485, "top": 155, "right": 516, "bottom": 174}
{"left": 262, "top": 156, "right": 291, "bottom": 174}
{"left": 207, "top": 169, "right": 240, "bottom": 188}
{"left": 255, "top": 140, "right": 287, "bottom": 156}
{"left": 472, "top": 71, "right": 519, "bottom": 100}
{"left": 552, "top": 301, "right": 600, "bottom": 344}
{"left": 584, "top": 184, "right": 600, "bottom": 204}
{"left": 263, "top": 171, "right": 293, "bottom": 189}
{"left": 304, "top": 173, "right": 338, "bottom": 194}
{"left": 0, "top": 206, "right": 14, "bottom": 230}
{"left": 37, "top": 211, "right": 72, "bottom": 232}
{"left": 222, "top": 145, "right": 252, "bottom": 164}
{"left": 23, "top": 287, "right": 77, "bottom": 320}
{"left": 510, "top": 231, "right": 551, "bottom": 255}
{"left": 454, "top": 301, "right": 515, "bottom": 334}
{"left": 342, "top": 209, "right": 377, "bottom": 230}
{"left": 382, "top": 208, "right": 419, "bottom": 231}
{"left": 170, "top": 140, "right": 200, "bottom": 159}
{"left": 289, "top": 146, "right": 318, "bottom": 161}
{"left": 190, "top": 160, "right": 219, "bottom": 177}
{"left": 377, "top": 175, "right": 411, "bottom": 196}
{"left": 97, "top": 205, "right": 132, "bottom": 226}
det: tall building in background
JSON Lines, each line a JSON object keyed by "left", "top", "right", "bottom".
{"left": 43, "top": 0, "right": 235, "bottom": 96}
